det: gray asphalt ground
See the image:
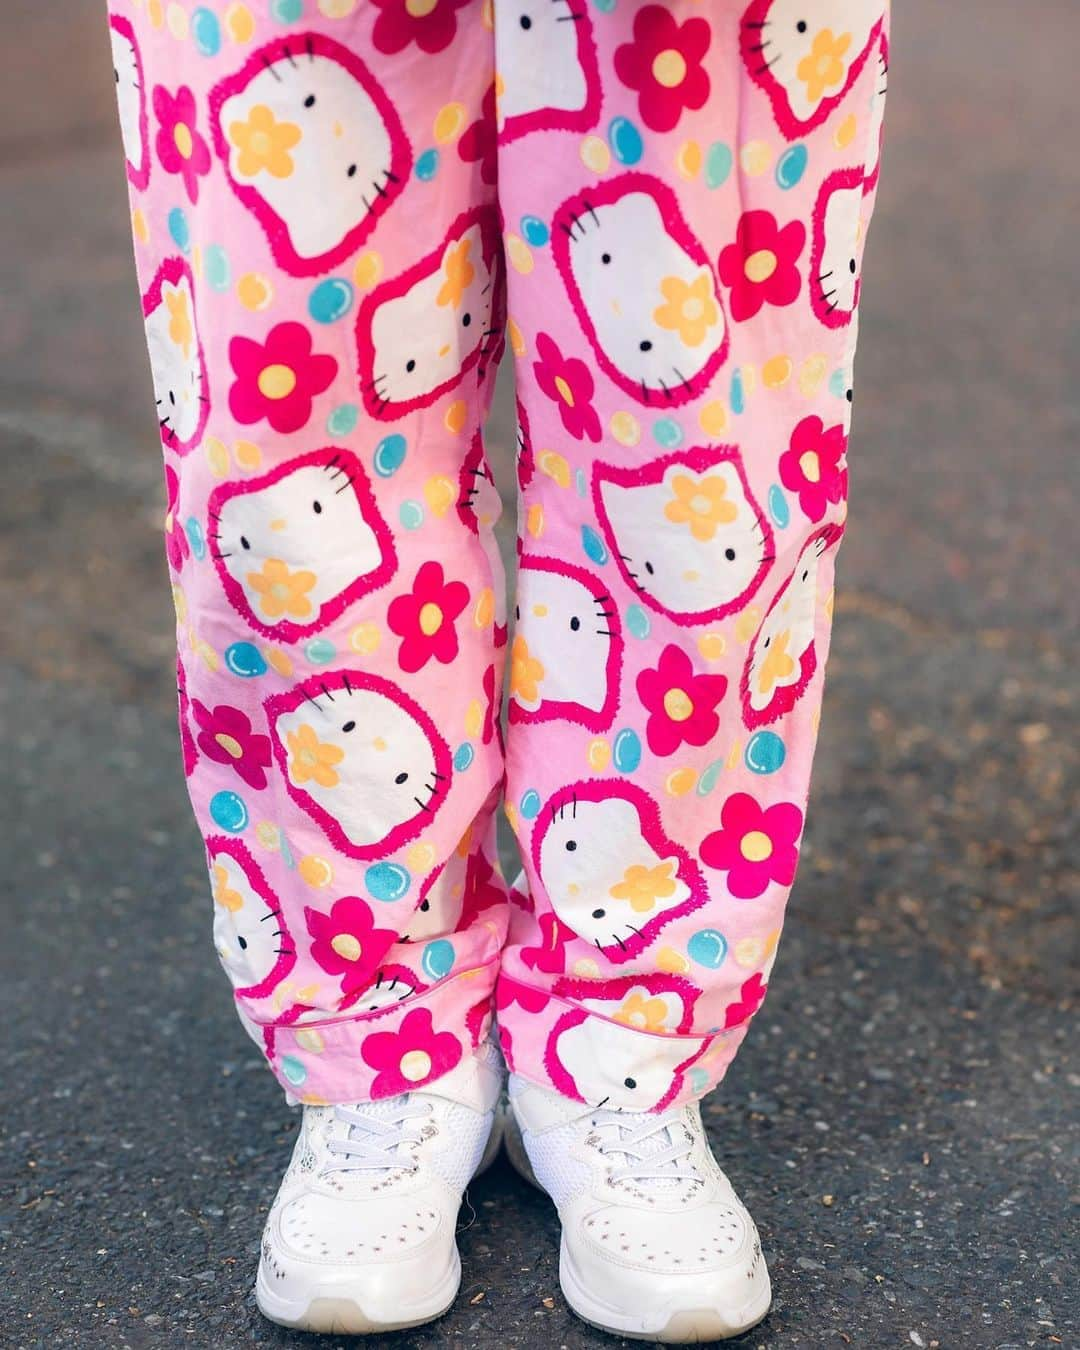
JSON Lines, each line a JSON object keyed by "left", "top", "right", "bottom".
{"left": 1, "top": 3, "right": 1077, "bottom": 1347}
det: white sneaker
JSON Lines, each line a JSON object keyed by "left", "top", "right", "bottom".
{"left": 506, "top": 1073, "right": 771, "bottom": 1342}
{"left": 256, "top": 1045, "right": 504, "bottom": 1334}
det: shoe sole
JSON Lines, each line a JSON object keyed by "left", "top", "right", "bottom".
{"left": 255, "top": 1109, "right": 506, "bottom": 1334}
{"left": 561, "top": 1238, "right": 772, "bottom": 1343}
{"left": 505, "top": 1111, "right": 772, "bottom": 1342}
{"left": 255, "top": 1254, "right": 461, "bottom": 1334}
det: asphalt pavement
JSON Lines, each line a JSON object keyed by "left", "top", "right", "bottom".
{"left": 1, "top": 3, "right": 1076, "bottom": 1347}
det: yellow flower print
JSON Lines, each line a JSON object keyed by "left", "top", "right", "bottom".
{"left": 247, "top": 558, "right": 316, "bottom": 620}
{"left": 211, "top": 862, "right": 243, "bottom": 912}
{"left": 510, "top": 633, "right": 545, "bottom": 704}
{"left": 664, "top": 473, "right": 738, "bottom": 542}
{"left": 614, "top": 991, "right": 671, "bottom": 1033}
{"left": 757, "top": 629, "right": 796, "bottom": 696}
{"left": 652, "top": 272, "right": 719, "bottom": 348}
{"left": 287, "top": 723, "right": 344, "bottom": 789}
{"left": 229, "top": 105, "right": 302, "bottom": 180}
{"left": 797, "top": 29, "right": 852, "bottom": 105}
{"left": 437, "top": 238, "right": 475, "bottom": 309}
{"left": 609, "top": 861, "right": 678, "bottom": 914}
{"left": 164, "top": 284, "right": 193, "bottom": 359}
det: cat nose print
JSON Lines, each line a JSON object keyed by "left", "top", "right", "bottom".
{"left": 438, "top": 343, "right": 451, "bottom": 358}
{"left": 372, "top": 736, "right": 388, "bottom": 752}
{"left": 270, "top": 517, "right": 287, "bottom": 532}
{"left": 333, "top": 120, "right": 344, "bottom": 138}
{"left": 532, "top": 603, "right": 548, "bottom": 617}
{"left": 683, "top": 569, "right": 700, "bottom": 582}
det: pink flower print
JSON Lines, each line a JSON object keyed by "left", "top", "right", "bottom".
{"left": 305, "top": 896, "right": 398, "bottom": 998}
{"left": 718, "top": 210, "right": 805, "bottom": 323}
{"left": 228, "top": 322, "right": 337, "bottom": 435}
{"left": 153, "top": 84, "right": 211, "bottom": 204}
{"left": 387, "top": 561, "right": 470, "bottom": 674}
{"left": 496, "top": 975, "right": 550, "bottom": 1016}
{"left": 371, "top": 0, "right": 471, "bottom": 55}
{"left": 637, "top": 644, "right": 729, "bottom": 757}
{"left": 521, "top": 912, "right": 571, "bottom": 976}
{"left": 700, "top": 792, "right": 803, "bottom": 899}
{"left": 724, "top": 972, "right": 767, "bottom": 1028}
{"left": 459, "top": 81, "right": 498, "bottom": 186}
{"left": 192, "top": 700, "right": 272, "bottom": 791}
{"left": 613, "top": 5, "right": 711, "bottom": 134}
{"left": 163, "top": 464, "right": 189, "bottom": 573}
{"left": 779, "top": 415, "right": 848, "bottom": 523}
{"left": 361, "top": 1007, "right": 464, "bottom": 1097}
{"left": 533, "top": 331, "right": 601, "bottom": 443}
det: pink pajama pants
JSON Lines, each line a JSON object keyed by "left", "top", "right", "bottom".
{"left": 109, "top": 0, "right": 888, "bottom": 1111}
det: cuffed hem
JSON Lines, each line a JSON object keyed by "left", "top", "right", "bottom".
{"left": 251, "top": 959, "right": 499, "bottom": 1104}
{"left": 495, "top": 971, "right": 753, "bottom": 1113}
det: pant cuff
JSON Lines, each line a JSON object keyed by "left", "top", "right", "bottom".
{"left": 248, "top": 959, "right": 499, "bottom": 1104}
{"left": 495, "top": 972, "right": 752, "bottom": 1113}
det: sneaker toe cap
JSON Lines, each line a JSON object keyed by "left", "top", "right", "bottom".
{"left": 272, "top": 1189, "right": 447, "bottom": 1267}
{"left": 579, "top": 1196, "right": 759, "bottom": 1277}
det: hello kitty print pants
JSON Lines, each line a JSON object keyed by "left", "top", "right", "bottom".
{"left": 110, "top": 0, "right": 888, "bottom": 1112}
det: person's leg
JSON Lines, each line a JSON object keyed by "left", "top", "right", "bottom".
{"left": 495, "top": 0, "right": 888, "bottom": 1337}
{"left": 108, "top": 0, "right": 506, "bottom": 1102}
{"left": 107, "top": 0, "right": 506, "bottom": 1330}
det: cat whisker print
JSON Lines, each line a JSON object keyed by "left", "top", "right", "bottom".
{"left": 740, "top": 1, "right": 886, "bottom": 137}
{"left": 210, "top": 33, "right": 412, "bottom": 275}
{"left": 266, "top": 670, "right": 453, "bottom": 861}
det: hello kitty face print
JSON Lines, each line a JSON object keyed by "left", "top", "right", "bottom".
{"left": 552, "top": 173, "right": 728, "bottom": 407}
{"left": 142, "top": 258, "right": 208, "bottom": 454}
{"left": 594, "top": 446, "right": 774, "bottom": 627}
{"left": 864, "top": 30, "right": 888, "bottom": 189}
{"left": 741, "top": 525, "right": 841, "bottom": 727}
{"left": 404, "top": 848, "right": 468, "bottom": 942}
{"left": 208, "top": 448, "right": 396, "bottom": 644}
{"left": 509, "top": 557, "right": 622, "bottom": 732}
{"left": 533, "top": 780, "right": 708, "bottom": 962}
{"left": 355, "top": 206, "right": 502, "bottom": 419}
{"left": 740, "top": 0, "right": 885, "bottom": 139}
{"left": 265, "top": 670, "right": 453, "bottom": 860}
{"left": 810, "top": 168, "right": 865, "bottom": 327}
{"left": 208, "top": 837, "right": 296, "bottom": 1002}
{"left": 496, "top": 0, "right": 601, "bottom": 143}
{"left": 342, "top": 964, "right": 424, "bottom": 1014}
{"left": 112, "top": 0, "right": 889, "bottom": 1109}
{"left": 457, "top": 433, "right": 503, "bottom": 536}
{"left": 552, "top": 970, "right": 701, "bottom": 1035}
{"left": 545, "top": 1008, "right": 706, "bottom": 1110}
{"left": 210, "top": 34, "right": 411, "bottom": 276}
{"left": 110, "top": 15, "right": 149, "bottom": 190}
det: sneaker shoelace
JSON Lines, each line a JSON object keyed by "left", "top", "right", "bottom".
{"left": 322, "top": 1097, "right": 432, "bottom": 1176}
{"left": 591, "top": 1108, "right": 698, "bottom": 1189}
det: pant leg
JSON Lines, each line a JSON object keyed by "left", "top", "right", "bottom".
{"left": 107, "top": 0, "right": 509, "bottom": 1103}
{"left": 494, "top": 0, "right": 889, "bottom": 1110}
